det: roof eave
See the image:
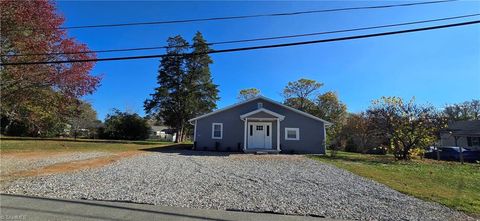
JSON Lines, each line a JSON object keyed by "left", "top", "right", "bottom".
{"left": 188, "top": 95, "right": 332, "bottom": 125}
{"left": 239, "top": 108, "right": 286, "bottom": 120}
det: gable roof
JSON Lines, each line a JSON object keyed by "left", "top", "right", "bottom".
{"left": 240, "top": 108, "right": 285, "bottom": 120}
{"left": 188, "top": 95, "right": 332, "bottom": 125}
{"left": 442, "top": 120, "right": 480, "bottom": 136}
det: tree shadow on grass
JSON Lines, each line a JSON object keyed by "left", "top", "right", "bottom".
{"left": 0, "top": 137, "right": 170, "bottom": 145}
{"left": 315, "top": 153, "right": 398, "bottom": 165}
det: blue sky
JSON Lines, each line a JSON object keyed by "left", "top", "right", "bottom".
{"left": 55, "top": 1, "right": 480, "bottom": 121}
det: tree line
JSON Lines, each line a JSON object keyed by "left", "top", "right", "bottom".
{"left": 2, "top": 0, "right": 478, "bottom": 154}
{"left": 239, "top": 80, "right": 479, "bottom": 160}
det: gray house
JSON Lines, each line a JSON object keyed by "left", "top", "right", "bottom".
{"left": 440, "top": 120, "right": 480, "bottom": 150}
{"left": 188, "top": 96, "right": 332, "bottom": 154}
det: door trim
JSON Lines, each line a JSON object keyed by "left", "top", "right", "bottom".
{"left": 247, "top": 122, "right": 272, "bottom": 149}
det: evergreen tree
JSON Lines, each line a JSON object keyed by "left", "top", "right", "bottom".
{"left": 144, "top": 33, "right": 219, "bottom": 142}
{"left": 187, "top": 32, "right": 219, "bottom": 119}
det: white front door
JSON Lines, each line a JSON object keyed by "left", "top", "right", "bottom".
{"left": 247, "top": 122, "right": 272, "bottom": 149}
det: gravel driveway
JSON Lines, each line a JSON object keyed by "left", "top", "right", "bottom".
{"left": 1, "top": 151, "right": 112, "bottom": 176}
{"left": 0, "top": 150, "right": 473, "bottom": 221}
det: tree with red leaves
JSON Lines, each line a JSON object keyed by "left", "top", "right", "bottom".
{"left": 0, "top": 0, "right": 101, "bottom": 136}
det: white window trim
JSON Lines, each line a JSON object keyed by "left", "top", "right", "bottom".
{"left": 285, "top": 128, "right": 300, "bottom": 140}
{"left": 212, "top": 123, "right": 223, "bottom": 139}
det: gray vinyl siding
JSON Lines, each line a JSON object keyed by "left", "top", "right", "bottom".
{"left": 194, "top": 97, "right": 326, "bottom": 154}
{"left": 440, "top": 134, "right": 480, "bottom": 150}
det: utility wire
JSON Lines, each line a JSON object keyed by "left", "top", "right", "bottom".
{"left": 10, "top": 0, "right": 456, "bottom": 31}
{"left": 2, "top": 19, "right": 479, "bottom": 66}
{"left": 4, "top": 13, "right": 479, "bottom": 57}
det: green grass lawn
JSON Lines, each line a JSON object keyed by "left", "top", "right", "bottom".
{"left": 309, "top": 152, "right": 480, "bottom": 217}
{"left": 0, "top": 137, "right": 176, "bottom": 153}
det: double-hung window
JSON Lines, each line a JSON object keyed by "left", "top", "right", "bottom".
{"left": 285, "top": 128, "right": 300, "bottom": 140}
{"left": 212, "top": 123, "right": 223, "bottom": 139}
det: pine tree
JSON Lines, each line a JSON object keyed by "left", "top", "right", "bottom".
{"left": 144, "top": 33, "right": 219, "bottom": 142}
{"left": 187, "top": 31, "right": 219, "bottom": 117}
{"left": 144, "top": 36, "right": 189, "bottom": 142}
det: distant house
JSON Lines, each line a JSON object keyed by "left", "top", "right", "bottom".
{"left": 188, "top": 96, "right": 332, "bottom": 154}
{"left": 440, "top": 120, "right": 480, "bottom": 150}
{"left": 149, "top": 125, "right": 176, "bottom": 142}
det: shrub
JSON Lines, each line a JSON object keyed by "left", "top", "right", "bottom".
{"left": 102, "top": 109, "right": 150, "bottom": 140}
{"left": 409, "top": 148, "right": 426, "bottom": 159}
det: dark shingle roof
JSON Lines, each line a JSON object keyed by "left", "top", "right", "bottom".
{"left": 444, "top": 120, "right": 480, "bottom": 136}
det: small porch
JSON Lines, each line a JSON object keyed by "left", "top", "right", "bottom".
{"left": 240, "top": 107, "right": 285, "bottom": 153}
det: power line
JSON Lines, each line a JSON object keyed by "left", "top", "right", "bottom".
{"left": 10, "top": 0, "right": 456, "bottom": 31}
{"left": 2, "top": 20, "right": 479, "bottom": 66}
{"left": 4, "top": 13, "right": 479, "bottom": 57}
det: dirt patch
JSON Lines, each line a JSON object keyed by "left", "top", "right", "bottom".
{"left": 2, "top": 151, "right": 142, "bottom": 180}
{"left": 0, "top": 151, "right": 71, "bottom": 159}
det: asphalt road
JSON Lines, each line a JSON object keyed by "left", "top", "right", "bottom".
{"left": 0, "top": 194, "right": 337, "bottom": 221}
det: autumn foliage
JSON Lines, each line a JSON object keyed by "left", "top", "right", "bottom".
{"left": 1, "top": 0, "right": 100, "bottom": 135}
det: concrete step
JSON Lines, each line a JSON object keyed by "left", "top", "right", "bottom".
{"left": 255, "top": 151, "right": 270, "bottom": 155}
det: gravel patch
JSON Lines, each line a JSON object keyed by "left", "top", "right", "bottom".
{"left": 0, "top": 151, "right": 473, "bottom": 221}
{"left": 1, "top": 151, "right": 112, "bottom": 176}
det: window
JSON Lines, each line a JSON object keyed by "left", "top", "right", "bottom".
{"left": 474, "top": 137, "right": 480, "bottom": 146}
{"left": 468, "top": 137, "right": 480, "bottom": 146}
{"left": 212, "top": 123, "right": 223, "bottom": 139}
{"left": 285, "top": 128, "right": 300, "bottom": 140}
{"left": 257, "top": 102, "right": 263, "bottom": 109}
{"left": 256, "top": 125, "right": 263, "bottom": 130}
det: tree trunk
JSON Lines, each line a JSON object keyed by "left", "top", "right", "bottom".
{"left": 181, "top": 128, "right": 186, "bottom": 142}
{"left": 180, "top": 124, "right": 185, "bottom": 142}
{"left": 175, "top": 124, "right": 184, "bottom": 143}
{"left": 178, "top": 130, "right": 183, "bottom": 143}
{"left": 4, "top": 119, "right": 14, "bottom": 135}
{"left": 402, "top": 147, "right": 409, "bottom": 160}
{"left": 174, "top": 128, "right": 180, "bottom": 143}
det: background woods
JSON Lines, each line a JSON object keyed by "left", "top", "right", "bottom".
{"left": 1, "top": 1, "right": 477, "bottom": 156}
{"left": 280, "top": 78, "right": 476, "bottom": 160}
